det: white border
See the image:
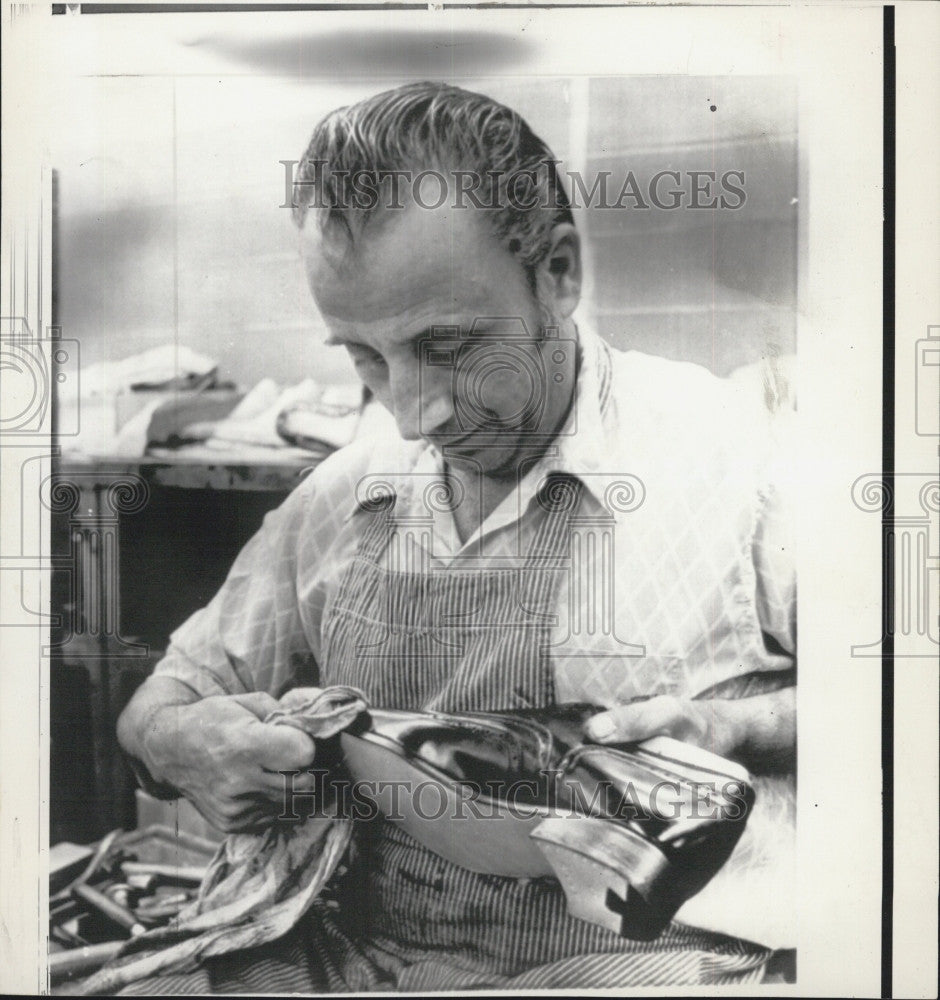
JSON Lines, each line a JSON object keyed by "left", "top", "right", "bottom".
{"left": 1, "top": 3, "right": 936, "bottom": 996}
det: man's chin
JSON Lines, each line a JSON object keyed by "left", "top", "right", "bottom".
{"left": 437, "top": 436, "right": 535, "bottom": 479}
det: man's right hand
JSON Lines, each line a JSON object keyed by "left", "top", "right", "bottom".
{"left": 121, "top": 682, "right": 319, "bottom": 833}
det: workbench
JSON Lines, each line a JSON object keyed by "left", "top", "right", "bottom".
{"left": 49, "top": 452, "right": 322, "bottom": 844}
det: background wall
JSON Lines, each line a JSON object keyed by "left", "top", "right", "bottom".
{"left": 53, "top": 72, "right": 797, "bottom": 390}
{"left": 583, "top": 76, "right": 797, "bottom": 374}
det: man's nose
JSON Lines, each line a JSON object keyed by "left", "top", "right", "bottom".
{"left": 389, "top": 364, "right": 452, "bottom": 441}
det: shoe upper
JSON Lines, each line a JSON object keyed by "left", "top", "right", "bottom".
{"left": 343, "top": 702, "right": 754, "bottom": 850}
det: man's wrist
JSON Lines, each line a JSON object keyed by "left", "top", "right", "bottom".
{"left": 703, "top": 698, "right": 749, "bottom": 762}
{"left": 119, "top": 689, "right": 197, "bottom": 799}
{"left": 139, "top": 701, "right": 192, "bottom": 787}
{"left": 713, "top": 688, "right": 796, "bottom": 774}
{"left": 126, "top": 752, "right": 183, "bottom": 801}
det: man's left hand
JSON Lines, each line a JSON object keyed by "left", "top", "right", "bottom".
{"left": 586, "top": 695, "right": 742, "bottom": 759}
{"left": 585, "top": 689, "right": 795, "bottom": 774}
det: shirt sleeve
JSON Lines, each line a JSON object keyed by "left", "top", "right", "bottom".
{"left": 752, "top": 411, "right": 797, "bottom": 659}
{"left": 150, "top": 474, "right": 321, "bottom": 699}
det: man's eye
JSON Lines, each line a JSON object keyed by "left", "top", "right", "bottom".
{"left": 347, "top": 346, "right": 386, "bottom": 370}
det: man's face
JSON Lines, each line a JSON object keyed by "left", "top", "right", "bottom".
{"left": 301, "top": 202, "right": 575, "bottom": 476}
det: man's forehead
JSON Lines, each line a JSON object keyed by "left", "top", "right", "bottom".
{"left": 301, "top": 202, "right": 523, "bottom": 323}
{"left": 304, "top": 199, "right": 490, "bottom": 269}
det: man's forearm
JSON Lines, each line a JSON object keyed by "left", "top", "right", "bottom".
{"left": 117, "top": 674, "right": 202, "bottom": 799}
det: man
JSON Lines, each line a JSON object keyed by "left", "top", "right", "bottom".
{"left": 118, "top": 81, "right": 795, "bottom": 991}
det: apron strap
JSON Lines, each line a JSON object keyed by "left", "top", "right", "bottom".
{"left": 527, "top": 473, "right": 583, "bottom": 565}
{"left": 353, "top": 491, "right": 398, "bottom": 565}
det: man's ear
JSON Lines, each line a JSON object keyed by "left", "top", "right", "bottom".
{"left": 537, "top": 222, "right": 582, "bottom": 320}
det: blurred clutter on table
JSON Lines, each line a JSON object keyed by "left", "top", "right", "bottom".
{"left": 48, "top": 816, "right": 219, "bottom": 990}
{"left": 61, "top": 342, "right": 388, "bottom": 465}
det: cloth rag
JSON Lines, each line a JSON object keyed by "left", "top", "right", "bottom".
{"left": 73, "top": 685, "right": 368, "bottom": 995}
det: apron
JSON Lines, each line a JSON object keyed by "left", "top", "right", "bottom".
{"left": 119, "top": 476, "right": 770, "bottom": 994}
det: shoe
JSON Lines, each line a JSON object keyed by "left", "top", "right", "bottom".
{"left": 335, "top": 703, "right": 754, "bottom": 940}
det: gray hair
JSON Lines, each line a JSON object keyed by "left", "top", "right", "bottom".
{"left": 292, "top": 81, "right": 575, "bottom": 282}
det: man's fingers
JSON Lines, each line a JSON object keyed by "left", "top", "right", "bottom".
{"left": 192, "top": 793, "right": 273, "bottom": 834}
{"left": 223, "top": 763, "right": 321, "bottom": 801}
{"left": 586, "top": 696, "right": 703, "bottom": 745}
{"left": 584, "top": 703, "right": 646, "bottom": 743}
{"left": 258, "top": 767, "right": 321, "bottom": 793}
{"left": 186, "top": 795, "right": 243, "bottom": 834}
{"left": 251, "top": 723, "right": 317, "bottom": 772}
{"left": 254, "top": 768, "right": 325, "bottom": 816}
{"left": 226, "top": 799, "right": 276, "bottom": 832}
{"left": 229, "top": 691, "right": 281, "bottom": 720}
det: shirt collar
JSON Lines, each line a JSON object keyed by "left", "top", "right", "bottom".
{"left": 527, "top": 320, "right": 615, "bottom": 509}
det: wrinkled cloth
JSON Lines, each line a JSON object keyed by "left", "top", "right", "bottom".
{"left": 111, "top": 912, "right": 770, "bottom": 995}
{"left": 75, "top": 686, "right": 368, "bottom": 996}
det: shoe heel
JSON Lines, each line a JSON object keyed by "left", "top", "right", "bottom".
{"left": 531, "top": 816, "right": 675, "bottom": 940}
